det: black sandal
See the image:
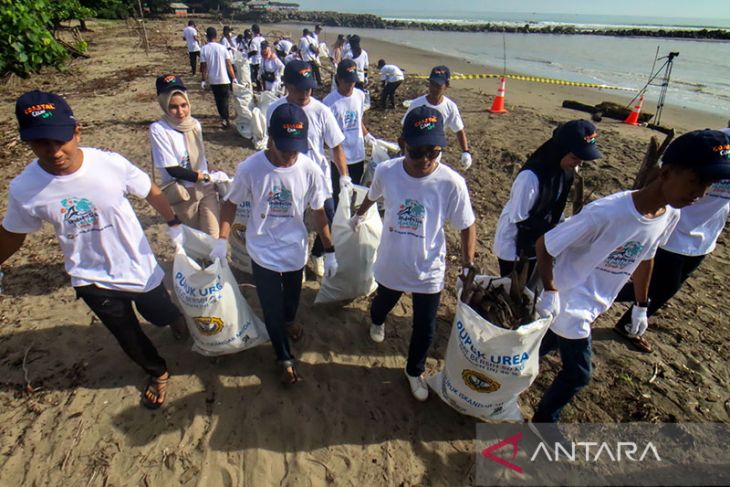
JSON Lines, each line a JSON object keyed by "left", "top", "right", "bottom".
{"left": 612, "top": 324, "right": 653, "bottom": 353}
{"left": 141, "top": 373, "right": 169, "bottom": 409}
{"left": 280, "top": 362, "right": 300, "bottom": 386}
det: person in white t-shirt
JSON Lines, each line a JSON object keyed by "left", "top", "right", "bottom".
{"left": 376, "top": 59, "right": 404, "bottom": 109}
{"left": 342, "top": 35, "right": 368, "bottom": 91}
{"left": 404, "top": 66, "right": 472, "bottom": 170}
{"left": 258, "top": 40, "right": 285, "bottom": 93}
{"left": 266, "top": 60, "right": 350, "bottom": 277}
{"left": 200, "top": 27, "right": 238, "bottom": 128}
{"left": 493, "top": 120, "right": 602, "bottom": 279}
{"left": 323, "top": 59, "right": 375, "bottom": 203}
{"left": 284, "top": 45, "right": 300, "bottom": 64}
{"left": 530, "top": 129, "right": 730, "bottom": 426}
{"left": 612, "top": 128, "right": 730, "bottom": 353}
{"left": 211, "top": 103, "right": 338, "bottom": 385}
{"left": 275, "top": 37, "right": 293, "bottom": 61}
{"left": 221, "top": 25, "right": 238, "bottom": 54}
{"left": 249, "top": 24, "right": 265, "bottom": 91}
{"left": 0, "top": 91, "right": 188, "bottom": 410}
{"left": 298, "top": 29, "right": 321, "bottom": 87}
{"left": 350, "top": 106, "right": 477, "bottom": 401}
{"left": 182, "top": 20, "right": 201, "bottom": 75}
{"left": 149, "top": 74, "right": 230, "bottom": 238}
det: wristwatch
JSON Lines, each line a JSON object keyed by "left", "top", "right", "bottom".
{"left": 635, "top": 299, "right": 651, "bottom": 308}
{"left": 167, "top": 215, "right": 182, "bottom": 227}
{"left": 202, "top": 173, "right": 211, "bottom": 183}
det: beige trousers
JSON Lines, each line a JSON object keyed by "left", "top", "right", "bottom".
{"left": 173, "top": 182, "right": 221, "bottom": 238}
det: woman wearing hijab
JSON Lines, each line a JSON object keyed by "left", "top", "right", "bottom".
{"left": 343, "top": 35, "right": 369, "bottom": 91}
{"left": 259, "top": 40, "right": 285, "bottom": 93}
{"left": 149, "top": 75, "right": 229, "bottom": 238}
{"left": 492, "top": 120, "right": 602, "bottom": 278}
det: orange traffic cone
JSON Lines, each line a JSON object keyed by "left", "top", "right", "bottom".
{"left": 624, "top": 95, "right": 644, "bottom": 125}
{"left": 488, "top": 77, "right": 508, "bottom": 113}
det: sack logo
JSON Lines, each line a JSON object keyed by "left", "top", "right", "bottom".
{"left": 602, "top": 240, "right": 644, "bottom": 270}
{"left": 60, "top": 196, "right": 99, "bottom": 230}
{"left": 462, "top": 369, "right": 501, "bottom": 393}
{"left": 193, "top": 316, "right": 224, "bottom": 335}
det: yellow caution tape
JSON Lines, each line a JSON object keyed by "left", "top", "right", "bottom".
{"left": 410, "top": 73, "right": 636, "bottom": 91}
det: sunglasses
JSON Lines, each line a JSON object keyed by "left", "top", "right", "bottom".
{"left": 407, "top": 146, "right": 442, "bottom": 160}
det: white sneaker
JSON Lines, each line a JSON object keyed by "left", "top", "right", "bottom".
{"left": 404, "top": 370, "right": 429, "bottom": 401}
{"left": 311, "top": 256, "right": 324, "bottom": 277}
{"left": 369, "top": 323, "right": 385, "bottom": 343}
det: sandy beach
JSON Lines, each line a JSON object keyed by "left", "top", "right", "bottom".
{"left": 0, "top": 17, "right": 728, "bottom": 486}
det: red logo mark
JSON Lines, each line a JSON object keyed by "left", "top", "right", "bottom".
{"left": 481, "top": 432, "right": 523, "bottom": 473}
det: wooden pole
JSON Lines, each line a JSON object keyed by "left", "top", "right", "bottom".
{"left": 137, "top": 0, "right": 150, "bottom": 55}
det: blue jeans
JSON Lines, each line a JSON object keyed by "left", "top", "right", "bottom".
{"left": 533, "top": 329, "right": 592, "bottom": 423}
{"left": 370, "top": 283, "right": 441, "bottom": 377}
{"left": 251, "top": 260, "right": 304, "bottom": 364}
{"left": 311, "top": 197, "right": 335, "bottom": 257}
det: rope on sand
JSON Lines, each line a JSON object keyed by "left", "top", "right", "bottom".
{"left": 409, "top": 73, "right": 636, "bottom": 91}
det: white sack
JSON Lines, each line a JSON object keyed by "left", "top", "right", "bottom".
{"left": 229, "top": 199, "right": 253, "bottom": 274}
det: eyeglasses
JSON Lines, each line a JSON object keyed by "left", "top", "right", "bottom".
{"left": 407, "top": 146, "right": 442, "bottom": 160}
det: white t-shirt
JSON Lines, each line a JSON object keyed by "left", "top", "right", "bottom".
{"left": 322, "top": 89, "right": 366, "bottom": 164}
{"left": 284, "top": 53, "right": 299, "bottom": 64}
{"left": 368, "top": 158, "right": 475, "bottom": 293}
{"left": 276, "top": 39, "right": 293, "bottom": 54}
{"left": 267, "top": 97, "right": 346, "bottom": 195}
{"left": 226, "top": 151, "right": 327, "bottom": 272}
{"left": 403, "top": 95, "right": 465, "bottom": 133}
{"left": 2, "top": 148, "right": 164, "bottom": 292}
{"left": 200, "top": 42, "right": 231, "bottom": 85}
{"left": 221, "top": 36, "right": 238, "bottom": 53}
{"left": 493, "top": 170, "right": 540, "bottom": 261}
{"left": 344, "top": 50, "right": 369, "bottom": 83}
{"left": 380, "top": 64, "right": 404, "bottom": 83}
{"left": 149, "top": 119, "right": 209, "bottom": 188}
{"left": 260, "top": 56, "right": 285, "bottom": 89}
{"left": 183, "top": 26, "right": 200, "bottom": 52}
{"left": 249, "top": 35, "right": 264, "bottom": 65}
{"left": 662, "top": 180, "right": 730, "bottom": 256}
{"left": 545, "top": 191, "right": 680, "bottom": 339}
{"left": 298, "top": 36, "right": 318, "bottom": 62}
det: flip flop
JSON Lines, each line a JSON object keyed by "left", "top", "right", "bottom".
{"left": 280, "top": 364, "right": 300, "bottom": 386}
{"left": 141, "top": 373, "right": 169, "bottom": 409}
{"left": 612, "top": 324, "right": 653, "bottom": 353}
{"left": 287, "top": 323, "right": 304, "bottom": 342}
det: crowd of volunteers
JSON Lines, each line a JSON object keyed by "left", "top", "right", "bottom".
{"left": 1, "top": 21, "right": 729, "bottom": 430}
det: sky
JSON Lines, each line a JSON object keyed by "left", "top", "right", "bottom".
{"left": 294, "top": 0, "right": 730, "bottom": 20}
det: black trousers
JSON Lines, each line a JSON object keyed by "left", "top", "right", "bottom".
{"left": 75, "top": 283, "right": 181, "bottom": 377}
{"left": 615, "top": 247, "right": 706, "bottom": 326}
{"left": 210, "top": 83, "right": 231, "bottom": 121}
{"left": 249, "top": 64, "right": 261, "bottom": 91}
{"left": 370, "top": 283, "right": 441, "bottom": 377}
{"left": 330, "top": 161, "right": 365, "bottom": 206}
{"left": 380, "top": 80, "right": 402, "bottom": 108}
{"left": 188, "top": 51, "right": 200, "bottom": 75}
{"left": 251, "top": 259, "right": 304, "bottom": 364}
{"left": 498, "top": 257, "right": 537, "bottom": 279}
{"left": 308, "top": 61, "right": 322, "bottom": 87}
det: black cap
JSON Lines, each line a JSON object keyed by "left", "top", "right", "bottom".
{"left": 662, "top": 129, "right": 730, "bottom": 181}
{"left": 15, "top": 90, "right": 77, "bottom": 142}
{"left": 206, "top": 27, "right": 217, "bottom": 39}
{"left": 429, "top": 65, "right": 450, "bottom": 86}
{"left": 553, "top": 119, "right": 602, "bottom": 161}
{"left": 155, "top": 74, "right": 186, "bottom": 95}
{"left": 336, "top": 59, "right": 359, "bottom": 83}
{"left": 402, "top": 106, "right": 447, "bottom": 147}
{"left": 283, "top": 60, "right": 317, "bottom": 90}
{"left": 268, "top": 103, "right": 309, "bottom": 153}
{"left": 314, "top": 24, "right": 322, "bottom": 31}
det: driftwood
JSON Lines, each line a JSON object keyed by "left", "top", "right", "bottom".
{"left": 594, "top": 101, "right": 654, "bottom": 124}
{"left": 632, "top": 130, "right": 675, "bottom": 189}
{"left": 561, "top": 100, "right": 598, "bottom": 114}
{"left": 461, "top": 265, "right": 534, "bottom": 330}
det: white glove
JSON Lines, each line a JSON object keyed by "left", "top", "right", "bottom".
{"left": 460, "top": 151, "right": 472, "bottom": 170}
{"left": 209, "top": 238, "right": 228, "bottom": 262}
{"left": 167, "top": 224, "right": 184, "bottom": 250}
{"left": 339, "top": 175, "right": 353, "bottom": 193}
{"left": 628, "top": 305, "right": 649, "bottom": 337}
{"left": 201, "top": 80, "right": 208, "bottom": 90}
{"left": 364, "top": 133, "right": 376, "bottom": 145}
{"left": 535, "top": 290, "right": 561, "bottom": 319}
{"left": 209, "top": 171, "right": 232, "bottom": 184}
{"left": 232, "top": 78, "right": 238, "bottom": 85}
{"left": 349, "top": 214, "right": 364, "bottom": 232}
{"left": 324, "top": 251, "right": 338, "bottom": 278}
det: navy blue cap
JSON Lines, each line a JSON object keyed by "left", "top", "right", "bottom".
{"left": 553, "top": 119, "right": 602, "bottom": 161}
{"left": 15, "top": 90, "right": 77, "bottom": 142}
{"left": 156, "top": 74, "right": 186, "bottom": 95}
{"left": 268, "top": 103, "right": 309, "bottom": 153}
{"left": 429, "top": 65, "right": 450, "bottom": 86}
{"left": 662, "top": 129, "right": 730, "bottom": 180}
{"left": 336, "top": 59, "right": 359, "bottom": 83}
{"left": 283, "top": 60, "right": 317, "bottom": 90}
{"left": 402, "top": 106, "right": 447, "bottom": 148}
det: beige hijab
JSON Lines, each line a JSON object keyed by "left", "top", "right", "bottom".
{"left": 158, "top": 89, "right": 206, "bottom": 171}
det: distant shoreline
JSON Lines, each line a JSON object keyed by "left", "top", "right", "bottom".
{"left": 235, "top": 10, "right": 730, "bottom": 40}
